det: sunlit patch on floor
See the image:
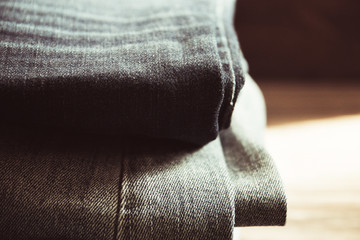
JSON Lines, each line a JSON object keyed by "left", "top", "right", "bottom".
{"left": 239, "top": 114, "right": 360, "bottom": 240}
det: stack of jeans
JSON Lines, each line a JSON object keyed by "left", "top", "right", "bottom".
{"left": 0, "top": 0, "right": 286, "bottom": 239}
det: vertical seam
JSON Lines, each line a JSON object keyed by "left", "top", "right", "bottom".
{"left": 216, "top": 0, "right": 236, "bottom": 107}
{"left": 215, "top": 0, "right": 237, "bottom": 131}
{"left": 114, "top": 151, "right": 125, "bottom": 240}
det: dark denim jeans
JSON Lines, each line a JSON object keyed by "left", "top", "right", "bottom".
{"left": 0, "top": 0, "right": 286, "bottom": 238}
{"left": 0, "top": 0, "right": 245, "bottom": 145}
{"left": 0, "top": 75, "right": 286, "bottom": 239}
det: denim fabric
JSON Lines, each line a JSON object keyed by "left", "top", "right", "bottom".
{"left": 0, "top": 0, "right": 244, "bottom": 145}
{"left": 0, "top": 0, "right": 287, "bottom": 238}
{"left": 0, "top": 75, "right": 286, "bottom": 240}
{"left": 222, "top": 75, "right": 287, "bottom": 226}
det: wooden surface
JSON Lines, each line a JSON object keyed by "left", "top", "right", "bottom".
{"left": 238, "top": 80, "right": 360, "bottom": 240}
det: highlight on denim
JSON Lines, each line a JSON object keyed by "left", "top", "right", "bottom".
{"left": 0, "top": 0, "right": 245, "bottom": 145}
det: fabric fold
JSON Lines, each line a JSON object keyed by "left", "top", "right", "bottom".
{"left": 0, "top": 75, "right": 286, "bottom": 240}
{"left": 0, "top": 0, "right": 287, "bottom": 238}
{"left": 0, "top": 0, "right": 244, "bottom": 145}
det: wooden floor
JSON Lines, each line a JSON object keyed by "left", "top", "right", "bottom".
{"left": 238, "top": 80, "right": 360, "bottom": 240}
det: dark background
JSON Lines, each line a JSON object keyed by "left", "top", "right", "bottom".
{"left": 234, "top": 0, "right": 360, "bottom": 80}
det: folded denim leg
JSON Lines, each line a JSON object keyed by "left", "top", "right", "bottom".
{"left": 0, "top": 0, "right": 244, "bottom": 145}
{"left": 0, "top": 131, "right": 122, "bottom": 239}
{"left": 0, "top": 75, "right": 286, "bottom": 240}
{"left": 221, "top": 74, "right": 287, "bottom": 226}
{"left": 0, "top": 125, "right": 234, "bottom": 240}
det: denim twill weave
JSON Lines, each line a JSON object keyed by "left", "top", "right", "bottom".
{"left": 0, "top": 0, "right": 286, "bottom": 238}
{"left": 0, "top": 76, "right": 286, "bottom": 240}
{"left": 0, "top": 0, "right": 244, "bottom": 145}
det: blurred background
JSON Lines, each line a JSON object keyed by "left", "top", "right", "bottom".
{"left": 235, "top": 0, "right": 360, "bottom": 79}
{"left": 234, "top": 0, "right": 360, "bottom": 239}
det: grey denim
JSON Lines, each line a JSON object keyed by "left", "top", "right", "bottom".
{"left": 0, "top": 0, "right": 244, "bottom": 145}
{"left": 0, "top": 0, "right": 286, "bottom": 239}
{"left": 0, "top": 75, "right": 286, "bottom": 240}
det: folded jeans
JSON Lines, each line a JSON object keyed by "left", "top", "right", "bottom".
{"left": 0, "top": 0, "right": 244, "bottom": 145}
{"left": 0, "top": 75, "right": 286, "bottom": 240}
{"left": 0, "top": 0, "right": 287, "bottom": 238}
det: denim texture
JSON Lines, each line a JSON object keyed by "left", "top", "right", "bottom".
{"left": 0, "top": 0, "right": 286, "bottom": 238}
{"left": 0, "top": 0, "right": 244, "bottom": 145}
{"left": 0, "top": 75, "right": 286, "bottom": 240}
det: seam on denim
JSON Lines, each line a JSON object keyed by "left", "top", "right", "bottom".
{"left": 216, "top": 0, "right": 236, "bottom": 107}
{"left": 114, "top": 151, "right": 125, "bottom": 240}
{"left": 217, "top": 139, "right": 237, "bottom": 239}
{"left": 214, "top": 0, "right": 237, "bottom": 131}
{"left": 221, "top": 0, "right": 244, "bottom": 113}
